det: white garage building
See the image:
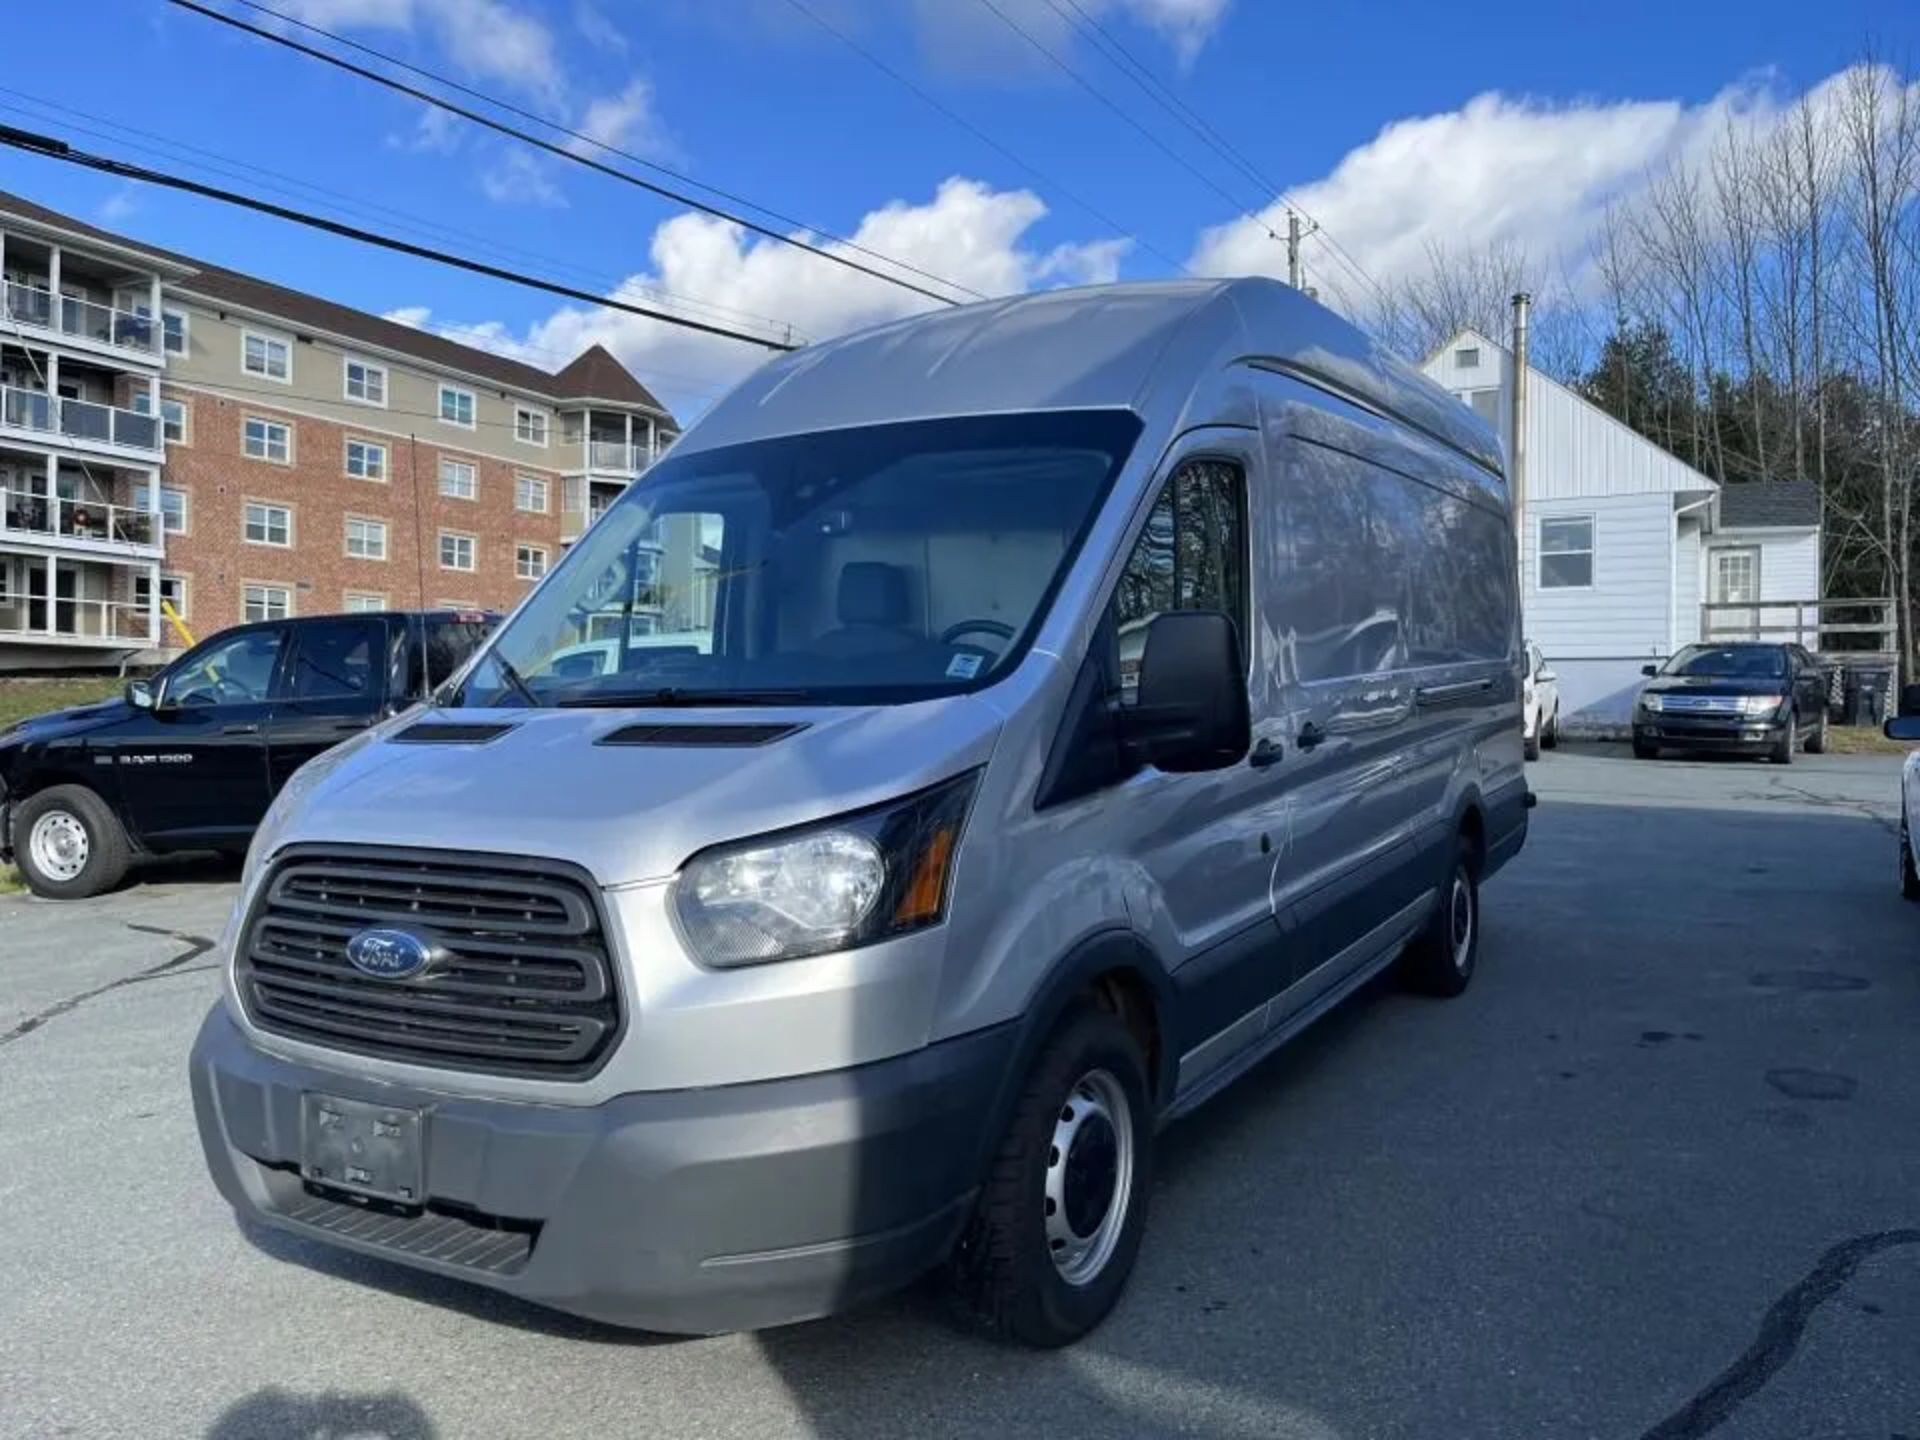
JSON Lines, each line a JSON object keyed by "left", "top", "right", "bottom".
{"left": 1423, "top": 329, "right": 1824, "bottom": 729}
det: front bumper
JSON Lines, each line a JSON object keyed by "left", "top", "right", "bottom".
{"left": 1634, "top": 712, "right": 1785, "bottom": 753}
{"left": 190, "top": 1006, "right": 1015, "bottom": 1334}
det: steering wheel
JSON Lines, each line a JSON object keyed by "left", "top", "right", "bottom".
{"left": 940, "top": 619, "right": 1016, "bottom": 648}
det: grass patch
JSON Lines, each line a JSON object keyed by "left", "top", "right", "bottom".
{"left": 0, "top": 865, "right": 23, "bottom": 895}
{"left": 1826, "top": 725, "right": 1908, "bottom": 756}
{"left": 0, "top": 676, "right": 124, "bottom": 731}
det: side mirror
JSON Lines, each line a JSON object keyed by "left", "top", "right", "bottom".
{"left": 126, "top": 679, "right": 155, "bottom": 711}
{"left": 1885, "top": 717, "right": 1920, "bottom": 743}
{"left": 1641, "top": 664, "right": 1659, "bottom": 678}
{"left": 1537, "top": 666, "right": 1557, "bottom": 683}
{"left": 1118, "top": 611, "right": 1250, "bottom": 773}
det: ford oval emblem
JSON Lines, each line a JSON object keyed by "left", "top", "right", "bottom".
{"left": 345, "top": 927, "right": 435, "bottom": 980}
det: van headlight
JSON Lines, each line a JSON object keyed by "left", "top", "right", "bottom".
{"left": 672, "top": 771, "right": 978, "bottom": 968}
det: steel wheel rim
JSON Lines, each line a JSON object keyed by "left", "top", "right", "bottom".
{"left": 1044, "top": 1067, "right": 1135, "bottom": 1287}
{"left": 1449, "top": 872, "right": 1474, "bottom": 971}
{"left": 28, "top": 810, "right": 89, "bottom": 883}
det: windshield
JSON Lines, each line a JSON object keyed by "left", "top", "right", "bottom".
{"left": 1661, "top": 645, "right": 1786, "bottom": 679}
{"left": 458, "top": 410, "right": 1142, "bottom": 708}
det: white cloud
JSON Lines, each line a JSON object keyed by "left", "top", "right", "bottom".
{"left": 478, "top": 150, "right": 567, "bottom": 208}
{"left": 403, "top": 177, "right": 1129, "bottom": 416}
{"left": 96, "top": 187, "right": 139, "bottom": 225}
{"left": 569, "top": 77, "right": 674, "bottom": 160}
{"left": 275, "top": 0, "right": 413, "bottom": 24}
{"left": 389, "top": 104, "right": 462, "bottom": 154}
{"left": 573, "top": 0, "right": 629, "bottom": 54}
{"left": 910, "top": 0, "right": 1231, "bottom": 75}
{"left": 383, "top": 305, "right": 432, "bottom": 329}
{"left": 277, "top": 0, "right": 561, "bottom": 101}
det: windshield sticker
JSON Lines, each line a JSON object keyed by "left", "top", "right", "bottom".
{"left": 946, "top": 652, "right": 984, "bottom": 680}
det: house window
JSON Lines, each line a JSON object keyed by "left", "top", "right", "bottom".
{"left": 514, "top": 406, "right": 550, "bottom": 446}
{"left": 133, "top": 484, "right": 189, "bottom": 535}
{"left": 343, "top": 590, "right": 388, "bottom": 613}
{"left": 345, "top": 438, "right": 388, "bottom": 481}
{"left": 243, "top": 583, "right": 292, "bottom": 622}
{"left": 160, "top": 398, "right": 187, "bottom": 445}
{"left": 344, "top": 357, "right": 388, "bottom": 406}
{"left": 162, "top": 310, "right": 188, "bottom": 356}
{"left": 439, "top": 531, "right": 476, "bottom": 571}
{"left": 514, "top": 473, "right": 549, "bottom": 513}
{"left": 439, "top": 457, "right": 477, "bottom": 500}
{"left": 1466, "top": 389, "right": 1500, "bottom": 427}
{"left": 244, "top": 501, "right": 293, "bottom": 548}
{"left": 1712, "top": 548, "right": 1760, "bottom": 606}
{"left": 1539, "top": 515, "right": 1594, "bottom": 590}
{"left": 134, "top": 571, "right": 189, "bottom": 619}
{"left": 242, "top": 330, "right": 291, "bottom": 382}
{"left": 1456, "top": 346, "right": 1481, "bottom": 369}
{"left": 345, "top": 515, "right": 388, "bottom": 561}
{"left": 439, "top": 384, "right": 475, "bottom": 428}
{"left": 243, "top": 416, "right": 291, "bottom": 463}
{"left": 515, "top": 543, "right": 549, "bottom": 580}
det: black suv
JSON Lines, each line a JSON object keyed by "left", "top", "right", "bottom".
{"left": 0, "top": 609, "right": 496, "bottom": 898}
{"left": 1632, "top": 642, "right": 1830, "bottom": 764}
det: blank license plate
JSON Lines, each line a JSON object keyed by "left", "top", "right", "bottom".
{"left": 301, "top": 1093, "right": 425, "bottom": 1205}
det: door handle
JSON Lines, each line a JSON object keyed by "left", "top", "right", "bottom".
{"left": 332, "top": 719, "right": 371, "bottom": 732}
{"left": 1415, "top": 678, "right": 1493, "bottom": 707}
{"left": 1296, "top": 722, "right": 1326, "bottom": 752}
{"left": 1248, "top": 737, "right": 1284, "bottom": 768}
{"left": 221, "top": 723, "right": 259, "bottom": 735}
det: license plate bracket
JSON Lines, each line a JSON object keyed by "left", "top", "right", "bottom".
{"left": 301, "top": 1093, "right": 425, "bottom": 1206}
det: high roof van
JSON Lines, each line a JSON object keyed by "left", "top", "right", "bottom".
{"left": 191, "top": 277, "right": 1527, "bottom": 1347}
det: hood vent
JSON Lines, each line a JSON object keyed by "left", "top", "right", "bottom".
{"left": 391, "top": 721, "right": 518, "bottom": 745}
{"left": 597, "top": 722, "right": 806, "bottom": 748}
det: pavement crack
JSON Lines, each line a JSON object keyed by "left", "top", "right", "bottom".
{"left": 1640, "top": 1228, "right": 1920, "bottom": 1439}
{"left": 0, "top": 926, "right": 216, "bottom": 1051}
{"left": 1758, "top": 777, "right": 1900, "bottom": 838}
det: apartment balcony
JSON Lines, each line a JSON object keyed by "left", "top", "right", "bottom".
{"left": 0, "top": 552, "right": 155, "bottom": 651}
{"left": 2, "top": 280, "right": 160, "bottom": 365}
{"left": 0, "top": 486, "right": 161, "bottom": 556}
{"left": 0, "top": 385, "right": 162, "bottom": 461}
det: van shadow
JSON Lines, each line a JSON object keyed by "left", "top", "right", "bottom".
{"left": 205, "top": 1387, "right": 436, "bottom": 1440}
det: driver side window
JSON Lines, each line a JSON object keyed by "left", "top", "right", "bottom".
{"left": 164, "top": 627, "right": 285, "bottom": 708}
{"left": 1110, "top": 459, "right": 1247, "bottom": 703}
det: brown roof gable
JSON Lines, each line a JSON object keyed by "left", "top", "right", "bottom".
{"left": 0, "top": 188, "right": 670, "bottom": 419}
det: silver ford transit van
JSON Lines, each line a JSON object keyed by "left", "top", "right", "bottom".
{"left": 191, "top": 278, "right": 1527, "bottom": 1347}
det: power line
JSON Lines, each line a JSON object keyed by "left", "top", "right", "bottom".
{"left": 166, "top": 0, "right": 974, "bottom": 308}
{"left": 0, "top": 123, "right": 800, "bottom": 352}
{"left": 778, "top": 0, "right": 1189, "bottom": 276}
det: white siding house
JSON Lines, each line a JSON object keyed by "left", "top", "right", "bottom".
{"left": 1423, "top": 330, "right": 1824, "bottom": 728}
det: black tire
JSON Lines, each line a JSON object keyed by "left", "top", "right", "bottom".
{"left": 1901, "top": 807, "right": 1920, "bottom": 902}
{"left": 1633, "top": 737, "right": 1658, "bottom": 760}
{"left": 1543, "top": 707, "right": 1560, "bottom": 749}
{"left": 1770, "top": 710, "right": 1795, "bottom": 766}
{"left": 10, "top": 785, "right": 132, "bottom": 899}
{"left": 1804, "top": 707, "right": 1829, "bottom": 755}
{"left": 950, "top": 1005, "right": 1153, "bottom": 1348}
{"left": 1523, "top": 729, "right": 1541, "bottom": 762}
{"left": 1398, "top": 835, "right": 1480, "bottom": 998}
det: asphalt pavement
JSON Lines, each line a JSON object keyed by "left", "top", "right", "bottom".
{"left": 2, "top": 746, "right": 1917, "bottom": 1439}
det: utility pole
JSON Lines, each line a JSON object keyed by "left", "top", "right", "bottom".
{"left": 1510, "top": 292, "right": 1532, "bottom": 553}
{"left": 1286, "top": 211, "right": 1302, "bottom": 289}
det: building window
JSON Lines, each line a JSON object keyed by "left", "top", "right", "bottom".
{"left": 243, "top": 416, "right": 292, "bottom": 463}
{"left": 242, "top": 330, "right": 291, "bottom": 382}
{"left": 515, "top": 543, "right": 549, "bottom": 580}
{"left": 160, "top": 398, "right": 187, "bottom": 445}
{"left": 1465, "top": 389, "right": 1500, "bottom": 427}
{"left": 1539, "top": 515, "right": 1595, "bottom": 590}
{"left": 244, "top": 501, "right": 293, "bottom": 548}
{"left": 345, "top": 438, "right": 388, "bottom": 481}
{"left": 514, "top": 473, "right": 549, "bottom": 513}
{"left": 343, "top": 591, "right": 388, "bottom": 613}
{"left": 514, "top": 406, "right": 550, "bottom": 447}
{"left": 162, "top": 310, "right": 188, "bottom": 356}
{"left": 439, "top": 456, "right": 477, "bottom": 500}
{"left": 1455, "top": 346, "right": 1481, "bottom": 369}
{"left": 243, "top": 583, "right": 292, "bottom": 622}
{"left": 439, "top": 384, "right": 475, "bottom": 428}
{"left": 1711, "top": 547, "right": 1760, "bottom": 606}
{"left": 134, "top": 571, "right": 189, "bottom": 619}
{"left": 344, "top": 357, "right": 388, "bottom": 406}
{"left": 133, "top": 484, "right": 190, "bottom": 535}
{"left": 345, "top": 515, "right": 389, "bottom": 561}
{"left": 439, "top": 531, "right": 476, "bottom": 571}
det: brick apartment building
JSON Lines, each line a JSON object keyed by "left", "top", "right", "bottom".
{"left": 0, "top": 189, "right": 678, "bottom": 669}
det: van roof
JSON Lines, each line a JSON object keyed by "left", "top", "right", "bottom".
{"left": 678, "top": 277, "right": 1502, "bottom": 477}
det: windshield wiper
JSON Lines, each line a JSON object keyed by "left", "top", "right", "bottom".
{"left": 492, "top": 655, "right": 545, "bottom": 709}
{"left": 555, "top": 686, "right": 810, "bottom": 708}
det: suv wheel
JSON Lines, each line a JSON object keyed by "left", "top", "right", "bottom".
{"left": 951, "top": 1005, "right": 1153, "bottom": 1347}
{"left": 1901, "top": 805, "right": 1920, "bottom": 901}
{"left": 1804, "top": 706, "right": 1829, "bottom": 755}
{"left": 1398, "top": 834, "right": 1480, "bottom": 997}
{"left": 1770, "top": 710, "right": 1796, "bottom": 765}
{"left": 12, "top": 786, "right": 132, "bottom": 900}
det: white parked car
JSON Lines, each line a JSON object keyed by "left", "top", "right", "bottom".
{"left": 1886, "top": 715, "right": 1920, "bottom": 898}
{"left": 1523, "top": 640, "right": 1560, "bottom": 762}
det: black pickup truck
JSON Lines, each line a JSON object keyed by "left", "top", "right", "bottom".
{"left": 0, "top": 609, "right": 496, "bottom": 898}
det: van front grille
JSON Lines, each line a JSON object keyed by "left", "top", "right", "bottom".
{"left": 237, "top": 846, "right": 621, "bottom": 1079}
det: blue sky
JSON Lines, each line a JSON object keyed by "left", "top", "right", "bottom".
{"left": 1, "top": 0, "right": 1912, "bottom": 415}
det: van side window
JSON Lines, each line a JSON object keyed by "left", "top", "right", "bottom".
{"left": 1111, "top": 459, "right": 1247, "bottom": 702}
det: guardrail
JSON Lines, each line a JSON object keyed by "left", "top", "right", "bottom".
{"left": 0, "top": 384, "right": 161, "bottom": 452}
{"left": 0, "top": 487, "right": 156, "bottom": 546}
{"left": 0, "top": 596, "right": 152, "bottom": 643}
{"left": 2, "top": 281, "right": 156, "bottom": 354}
{"left": 1700, "top": 597, "right": 1896, "bottom": 656}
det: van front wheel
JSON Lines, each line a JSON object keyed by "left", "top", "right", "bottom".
{"left": 951, "top": 1006, "right": 1153, "bottom": 1348}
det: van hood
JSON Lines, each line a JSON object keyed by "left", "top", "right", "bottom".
{"left": 266, "top": 699, "right": 1006, "bottom": 887}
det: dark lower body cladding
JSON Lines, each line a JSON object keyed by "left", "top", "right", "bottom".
{"left": 1635, "top": 715, "right": 1786, "bottom": 756}
{"left": 190, "top": 1006, "right": 1015, "bottom": 1334}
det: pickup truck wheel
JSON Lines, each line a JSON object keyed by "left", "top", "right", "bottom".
{"left": 12, "top": 786, "right": 131, "bottom": 900}
{"left": 950, "top": 1005, "right": 1152, "bottom": 1348}
{"left": 1901, "top": 807, "right": 1920, "bottom": 901}
{"left": 1398, "top": 835, "right": 1479, "bottom": 998}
